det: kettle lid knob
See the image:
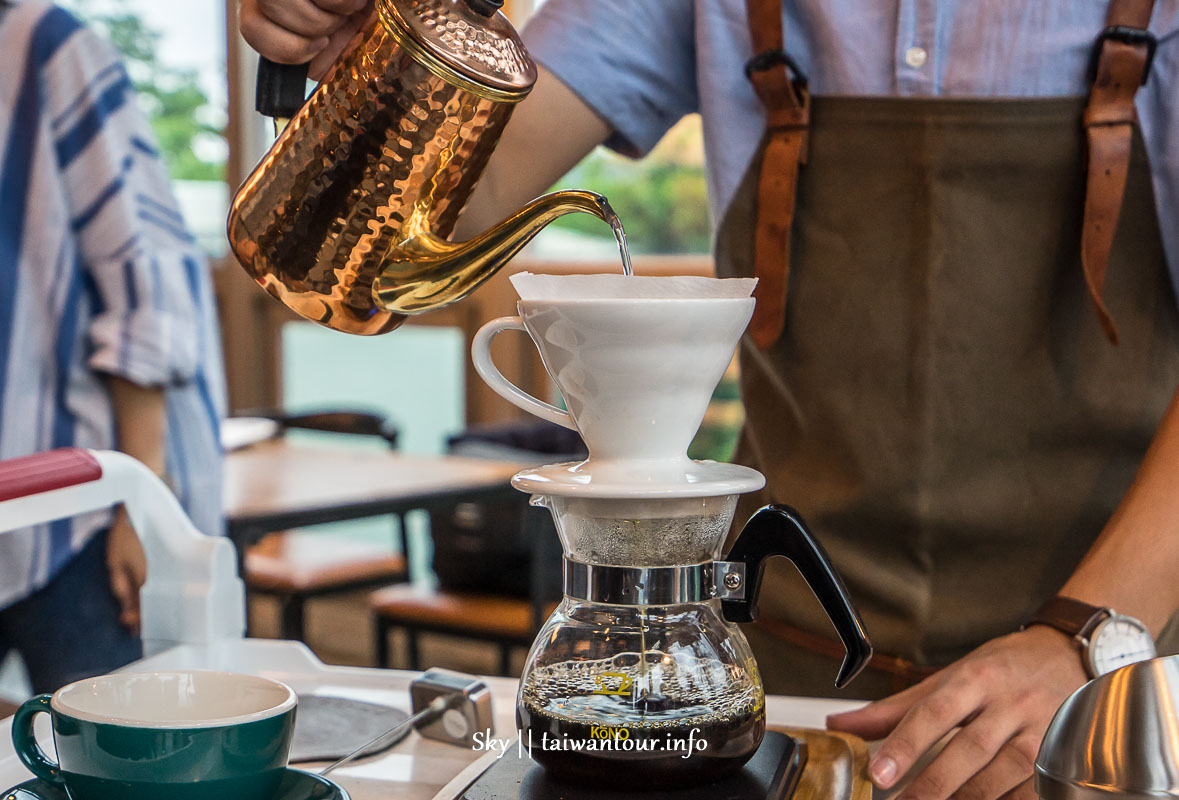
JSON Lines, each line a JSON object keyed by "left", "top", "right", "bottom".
{"left": 380, "top": 0, "right": 537, "bottom": 100}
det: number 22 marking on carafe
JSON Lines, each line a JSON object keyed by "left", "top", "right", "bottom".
{"left": 592, "top": 672, "right": 634, "bottom": 696}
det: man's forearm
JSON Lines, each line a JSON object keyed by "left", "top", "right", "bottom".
{"left": 105, "top": 376, "right": 167, "bottom": 475}
{"left": 1059, "top": 386, "right": 1179, "bottom": 633}
{"left": 453, "top": 66, "right": 610, "bottom": 240}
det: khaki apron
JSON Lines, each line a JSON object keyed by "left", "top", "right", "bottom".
{"left": 717, "top": 92, "right": 1179, "bottom": 696}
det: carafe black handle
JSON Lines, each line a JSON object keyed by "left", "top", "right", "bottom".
{"left": 721, "top": 504, "right": 872, "bottom": 688}
{"left": 256, "top": 57, "right": 310, "bottom": 119}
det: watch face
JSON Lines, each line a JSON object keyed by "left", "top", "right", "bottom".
{"left": 1087, "top": 615, "right": 1157, "bottom": 676}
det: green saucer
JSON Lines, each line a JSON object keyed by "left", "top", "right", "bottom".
{"left": 1, "top": 767, "right": 349, "bottom": 800}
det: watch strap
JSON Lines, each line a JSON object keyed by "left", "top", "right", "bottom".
{"left": 1025, "top": 596, "right": 1111, "bottom": 642}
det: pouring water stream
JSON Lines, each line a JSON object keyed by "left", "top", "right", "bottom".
{"left": 606, "top": 210, "right": 634, "bottom": 277}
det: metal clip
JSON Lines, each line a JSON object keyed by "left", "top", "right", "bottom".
{"left": 714, "top": 561, "right": 746, "bottom": 600}
{"left": 744, "top": 48, "right": 809, "bottom": 91}
{"left": 1088, "top": 25, "right": 1157, "bottom": 86}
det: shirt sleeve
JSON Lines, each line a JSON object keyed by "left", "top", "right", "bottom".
{"left": 42, "top": 16, "right": 207, "bottom": 387}
{"left": 523, "top": 0, "right": 699, "bottom": 158}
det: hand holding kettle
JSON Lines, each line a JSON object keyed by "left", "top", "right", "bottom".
{"left": 231, "top": 0, "right": 616, "bottom": 335}
{"left": 240, "top": 0, "right": 371, "bottom": 80}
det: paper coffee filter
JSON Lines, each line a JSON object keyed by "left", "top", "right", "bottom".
{"left": 510, "top": 272, "right": 757, "bottom": 300}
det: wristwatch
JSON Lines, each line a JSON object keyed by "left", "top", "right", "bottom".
{"left": 1024, "top": 596, "right": 1156, "bottom": 678}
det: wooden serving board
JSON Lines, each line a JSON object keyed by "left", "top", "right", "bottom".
{"left": 770, "top": 727, "right": 872, "bottom": 800}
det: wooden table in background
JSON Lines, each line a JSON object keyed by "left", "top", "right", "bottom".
{"left": 224, "top": 440, "right": 526, "bottom": 574}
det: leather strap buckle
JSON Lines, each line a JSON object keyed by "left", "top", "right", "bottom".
{"left": 745, "top": 48, "right": 810, "bottom": 91}
{"left": 1088, "top": 25, "right": 1158, "bottom": 85}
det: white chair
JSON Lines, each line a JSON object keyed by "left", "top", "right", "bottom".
{"left": 0, "top": 448, "right": 244, "bottom": 656}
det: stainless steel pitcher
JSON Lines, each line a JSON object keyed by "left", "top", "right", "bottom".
{"left": 1037, "top": 655, "right": 1179, "bottom": 800}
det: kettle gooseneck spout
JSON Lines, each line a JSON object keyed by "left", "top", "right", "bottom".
{"left": 228, "top": 0, "right": 611, "bottom": 334}
{"left": 372, "top": 190, "right": 615, "bottom": 314}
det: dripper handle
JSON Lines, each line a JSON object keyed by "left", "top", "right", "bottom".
{"left": 721, "top": 504, "right": 872, "bottom": 688}
{"left": 472, "top": 316, "right": 578, "bottom": 431}
{"left": 256, "top": 57, "right": 310, "bottom": 119}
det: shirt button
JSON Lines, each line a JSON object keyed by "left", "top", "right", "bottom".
{"left": 905, "top": 46, "right": 928, "bottom": 68}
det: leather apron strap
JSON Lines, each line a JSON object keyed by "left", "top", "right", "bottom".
{"left": 744, "top": 0, "right": 809, "bottom": 350}
{"left": 1083, "top": 0, "right": 1158, "bottom": 343}
{"left": 745, "top": 0, "right": 1159, "bottom": 348}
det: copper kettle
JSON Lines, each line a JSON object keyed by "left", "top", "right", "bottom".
{"left": 228, "top": 0, "right": 613, "bottom": 335}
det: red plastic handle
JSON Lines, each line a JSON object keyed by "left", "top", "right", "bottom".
{"left": 0, "top": 448, "right": 102, "bottom": 502}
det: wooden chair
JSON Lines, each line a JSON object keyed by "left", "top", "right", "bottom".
{"left": 239, "top": 410, "right": 409, "bottom": 641}
{"left": 370, "top": 504, "right": 561, "bottom": 676}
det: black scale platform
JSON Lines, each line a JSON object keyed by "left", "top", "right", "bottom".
{"left": 452, "top": 731, "right": 806, "bottom": 800}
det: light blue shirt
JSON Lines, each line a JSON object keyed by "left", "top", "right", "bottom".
{"left": 525, "top": 1, "right": 1179, "bottom": 285}
{"left": 0, "top": 1, "right": 225, "bottom": 608}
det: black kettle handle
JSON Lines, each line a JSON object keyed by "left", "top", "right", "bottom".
{"left": 256, "top": 57, "right": 311, "bottom": 119}
{"left": 253, "top": 0, "right": 501, "bottom": 118}
{"left": 721, "top": 504, "right": 872, "bottom": 688}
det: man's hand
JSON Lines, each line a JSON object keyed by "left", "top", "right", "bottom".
{"left": 240, "top": 0, "right": 372, "bottom": 80}
{"left": 827, "top": 626, "right": 1086, "bottom": 800}
{"left": 106, "top": 507, "right": 147, "bottom": 634}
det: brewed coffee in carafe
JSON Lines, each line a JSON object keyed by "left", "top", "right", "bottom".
{"left": 518, "top": 611, "right": 766, "bottom": 788}
{"left": 513, "top": 496, "right": 871, "bottom": 789}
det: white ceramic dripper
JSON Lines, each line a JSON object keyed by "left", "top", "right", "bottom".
{"left": 471, "top": 274, "right": 763, "bottom": 493}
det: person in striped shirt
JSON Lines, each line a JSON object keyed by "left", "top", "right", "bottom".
{"left": 0, "top": 0, "right": 225, "bottom": 692}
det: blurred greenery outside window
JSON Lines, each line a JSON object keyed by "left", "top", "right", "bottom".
{"left": 62, "top": 0, "right": 229, "bottom": 257}
{"left": 519, "top": 1, "right": 712, "bottom": 254}
{"left": 546, "top": 117, "right": 711, "bottom": 256}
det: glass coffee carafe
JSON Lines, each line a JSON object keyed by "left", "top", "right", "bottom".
{"left": 516, "top": 494, "right": 872, "bottom": 789}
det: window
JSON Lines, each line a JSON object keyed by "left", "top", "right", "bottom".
{"left": 506, "top": 1, "right": 710, "bottom": 259}
{"left": 542, "top": 117, "right": 710, "bottom": 258}
{"left": 282, "top": 325, "right": 465, "bottom": 457}
{"left": 62, "top": 0, "right": 229, "bottom": 256}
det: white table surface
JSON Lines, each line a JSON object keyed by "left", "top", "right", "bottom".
{"left": 0, "top": 639, "right": 865, "bottom": 799}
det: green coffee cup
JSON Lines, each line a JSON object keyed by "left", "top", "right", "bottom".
{"left": 12, "top": 670, "right": 297, "bottom": 800}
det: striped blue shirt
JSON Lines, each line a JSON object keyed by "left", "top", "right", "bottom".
{"left": 525, "top": 0, "right": 1179, "bottom": 290}
{"left": 0, "top": 1, "right": 225, "bottom": 608}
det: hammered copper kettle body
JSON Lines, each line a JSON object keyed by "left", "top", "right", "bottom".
{"left": 228, "top": 0, "right": 611, "bottom": 335}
